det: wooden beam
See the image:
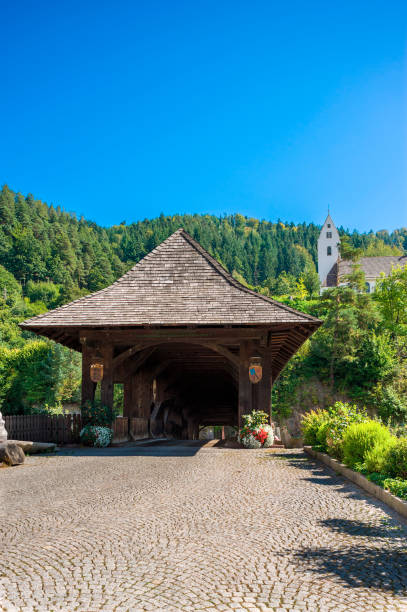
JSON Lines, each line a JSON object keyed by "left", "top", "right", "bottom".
{"left": 150, "top": 360, "right": 172, "bottom": 379}
{"left": 112, "top": 344, "right": 145, "bottom": 368}
{"left": 104, "top": 338, "right": 245, "bottom": 361}
{"left": 201, "top": 343, "right": 240, "bottom": 368}
{"left": 122, "top": 347, "right": 156, "bottom": 380}
{"left": 79, "top": 327, "right": 269, "bottom": 345}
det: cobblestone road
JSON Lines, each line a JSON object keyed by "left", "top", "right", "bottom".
{"left": 1, "top": 443, "right": 407, "bottom": 612}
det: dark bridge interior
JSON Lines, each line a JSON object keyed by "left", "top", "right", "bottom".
{"left": 115, "top": 342, "right": 239, "bottom": 439}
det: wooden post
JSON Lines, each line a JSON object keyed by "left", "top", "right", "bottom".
{"left": 81, "top": 343, "right": 96, "bottom": 406}
{"left": 258, "top": 348, "right": 273, "bottom": 422}
{"left": 123, "top": 378, "right": 133, "bottom": 418}
{"left": 141, "top": 368, "right": 153, "bottom": 420}
{"left": 131, "top": 373, "right": 140, "bottom": 416}
{"left": 238, "top": 340, "right": 252, "bottom": 426}
{"left": 101, "top": 345, "right": 114, "bottom": 410}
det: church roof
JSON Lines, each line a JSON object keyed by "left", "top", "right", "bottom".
{"left": 21, "top": 229, "right": 320, "bottom": 329}
{"left": 321, "top": 213, "right": 336, "bottom": 229}
{"left": 324, "top": 255, "right": 407, "bottom": 287}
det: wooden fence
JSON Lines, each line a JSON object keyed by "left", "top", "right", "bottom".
{"left": 4, "top": 415, "right": 163, "bottom": 444}
{"left": 5, "top": 414, "right": 82, "bottom": 444}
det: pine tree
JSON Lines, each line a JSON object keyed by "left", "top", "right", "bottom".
{"left": 0, "top": 185, "right": 15, "bottom": 226}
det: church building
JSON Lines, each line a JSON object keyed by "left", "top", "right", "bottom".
{"left": 318, "top": 215, "right": 407, "bottom": 293}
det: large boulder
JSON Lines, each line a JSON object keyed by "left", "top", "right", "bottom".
{"left": 0, "top": 442, "right": 25, "bottom": 466}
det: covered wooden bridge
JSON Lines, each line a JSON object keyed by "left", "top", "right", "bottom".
{"left": 21, "top": 229, "right": 321, "bottom": 439}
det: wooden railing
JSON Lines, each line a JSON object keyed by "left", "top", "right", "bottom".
{"left": 112, "top": 417, "right": 129, "bottom": 442}
{"left": 129, "top": 417, "right": 149, "bottom": 440}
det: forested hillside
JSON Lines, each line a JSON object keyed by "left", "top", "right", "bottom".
{"left": 1, "top": 185, "right": 406, "bottom": 424}
{"left": 0, "top": 184, "right": 405, "bottom": 297}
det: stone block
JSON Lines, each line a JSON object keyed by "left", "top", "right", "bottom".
{"left": 8, "top": 440, "right": 56, "bottom": 454}
{"left": 0, "top": 441, "right": 25, "bottom": 465}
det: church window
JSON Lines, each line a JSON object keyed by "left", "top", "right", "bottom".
{"left": 327, "top": 246, "right": 332, "bottom": 256}
{"left": 326, "top": 231, "right": 332, "bottom": 238}
{"left": 327, "top": 224, "right": 331, "bottom": 228}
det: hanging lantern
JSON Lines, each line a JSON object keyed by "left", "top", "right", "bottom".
{"left": 90, "top": 361, "right": 104, "bottom": 382}
{"left": 249, "top": 356, "right": 262, "bottom": 384}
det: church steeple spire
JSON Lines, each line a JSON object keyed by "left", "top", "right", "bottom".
{"left": 317, "top": 214, "right": 340, "bottom": 287}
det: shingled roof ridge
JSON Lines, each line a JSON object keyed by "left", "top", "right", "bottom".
{"left": 179, "top": 229, "right": 320, "bottom": 323}
{"left": 116, "top": 227, "right": 186, "bottom": 277}
{"left": 359, "top": 255, "right": 406, "bottom": 261}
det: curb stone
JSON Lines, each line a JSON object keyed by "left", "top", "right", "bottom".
{"left": 304, "top": 445, "right": 407, "bottom": 521}
{"left": 8, "top": 440, "right": 56, "bottom": 454}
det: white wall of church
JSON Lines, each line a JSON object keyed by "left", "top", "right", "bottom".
{"left": 366, "top": 280, "right": 377, "bottom": 293}
{"left": 317, "top": 214, "right": 340, "bottom": 285}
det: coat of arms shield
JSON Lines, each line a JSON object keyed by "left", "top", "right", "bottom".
{"left": 249, "top": 362, "right": 262, "bottom": 384}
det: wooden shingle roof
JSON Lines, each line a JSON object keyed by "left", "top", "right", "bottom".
{"left": 338, "top": 256, "right": 407, "bottom": 280}
{"left": 324, "top": 256, "right": 407, "bottom": 287}
{"left": 21, "top": 229, "right": 320, "bottom": 329}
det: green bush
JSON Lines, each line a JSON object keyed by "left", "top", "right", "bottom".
{"left": 309, "top": 402, "right": 369, "bottom": 460}
{"left": 375, "top": 386, "right": 407, "bottom": 424}
{"left": 383, "top": 478, "right": 407, "bottom": 500}
{"left": 301, "top": 409, "right": 329, "bottom": 446}
{"left": 342, "top": 421, "right": 393, "bottom": 468}
{"left": 352, "top": 461, "right": 367, "bottom": 473}
{"left": 366, "top": 472, "right": 387, "bottom": 487}
{"left": 327, "top": 403, "right": 369, "bottom": 460}
{"left": 316, "top": 421, "right": 331, "bottom": 452}
{"left": 364, "top": 440, "right": 396, "bottom": 474}
{"left": 81, "top": 399, "right": 117, "bottom": 427}
{"left": 389, "top": 422, "right": 407, "bottom": 438}
{"left": 383, "top": 437, "right": 407, "bottom": 479}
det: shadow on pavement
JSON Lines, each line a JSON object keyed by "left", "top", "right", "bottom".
{"left": 319, "top": 517, "right": 406, "bottom": 540}
{"left": 267, "top": 451, "right": 367, "bottom": 501}
{"left": 291, "top": 543, "right": 407, "bottom": 593}
{"left": 57, "top": 440, "right": 204, "bottom": 458}
{"left": 271, "top": 452, "right": 407, "bottom": 593}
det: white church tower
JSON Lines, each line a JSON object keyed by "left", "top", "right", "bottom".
{"left": 317, "top": 214, "right": 340, "bottom": 286}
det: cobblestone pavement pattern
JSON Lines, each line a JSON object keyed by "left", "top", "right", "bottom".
{"left": 1, "top": 443, "right": 407, "bottom": 612}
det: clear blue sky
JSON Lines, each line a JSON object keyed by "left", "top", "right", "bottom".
{"left": 1, "top": 1, "right": 406, "bottom": 231}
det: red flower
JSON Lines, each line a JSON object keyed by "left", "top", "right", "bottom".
{"left": 254, "top": 428, "right": 268, "bottom": 444}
